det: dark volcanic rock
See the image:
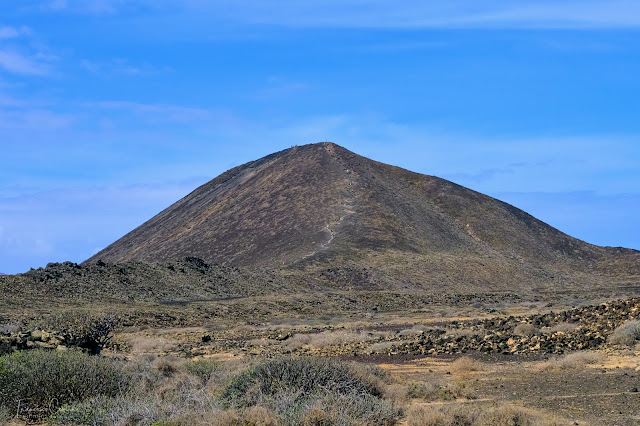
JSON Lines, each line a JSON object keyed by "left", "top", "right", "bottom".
{"left": 378, "top": 298, "right": 640, "bottom": 356}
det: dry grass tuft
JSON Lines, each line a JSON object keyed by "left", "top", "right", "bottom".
{"left": 366, "top": 341, "right": 398, "bottom": 353}
{"left": 541, "top": 322, "right": 578, "bottom": 334}
{"left": 283, "top": 330, "right": 376, "bottom": 351}
{"left": 539, "top": 350, "right": 605, "bottom": 371}
{"left": 241, "top": 406, "right": 282, "bottom": 425}
{"left": 609, "top": 320, "right": 640, "bottom": 346}
{"left": 449, "top": 356, "right": 482, "bottom": 378}
{"left": 514, "top": 323, "right": 536, "bottom": 337}
{"left": 407, "top": 379, "right": 475, "bottom": 401}
{"left": 406, "top": 403, "right": 562, "bottom": 426}
{"left": 128, "top": 336, "right": 177, "bottom": 354}
{"left": 153, "top": 356, "right": 183, "bottom": 377}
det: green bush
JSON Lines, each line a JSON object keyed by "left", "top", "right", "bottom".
{"left": 222, "top": 357, "right": 382, "bottom": 404}
{"left": 31, "top": 311, "right": 116, "bottom": 354}
{"left": 0, "top": 349, "right": 131, "bottom": 420}
{"left": 183, "top": 358, "right": 223, "bottom": 384}
{"left": 221, "top": 357, "right": 400, "bottom": 425}
{"left": 50, "top": 396, "right": 161, "bottom": 426}
{"left": 49, "top": 397, "right": 116, "bottom": 425}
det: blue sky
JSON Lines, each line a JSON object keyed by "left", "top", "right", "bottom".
{"left": 1, "top": 1, "right": 639, "bottom": 274}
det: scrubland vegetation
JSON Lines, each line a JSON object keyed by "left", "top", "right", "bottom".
{"left": 0, "top": 347, "right": 584, "bottom": 425}
{"left": 2, "top": 299, "right": 640, "bottom": 425}
{"left": 0, "top": 350, "right": 403, "bottom": 425}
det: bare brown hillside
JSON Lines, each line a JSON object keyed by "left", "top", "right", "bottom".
{"left": 85, "top": 142, "right": 639, "bottom": 292}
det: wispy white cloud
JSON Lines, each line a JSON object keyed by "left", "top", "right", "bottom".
{"left": 0, "top": 26, "right": 31, "bottom": 40}
{"left": 0, "top": 24, "right": 56, "bottom": 76}
{"left": 173, "top": 0, "right": 640, "bottom": 29}
{"left": 0, "top": 92, "right": 31, "bottom": 107}
{"left": 37, "top": 0, "right": 118, "bottom": 15}
{"left": 0, "top": 50, "right": 53, "bottom": 75}
{"left": 15, "top": 0, "right": 640, "bottom": 28}
{"left": 86, "top": 100, "right": 228, "bottom": 124}
{"left": 0, "top": 108, "right": 73, "bottom": 129}
{"left": 81, "top": 58, "right": 171, "bottom": 76}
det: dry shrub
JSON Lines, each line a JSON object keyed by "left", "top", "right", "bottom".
{"left": 449, "top": 356, "right": 482, "bottom": 378}
{"left": 128, "top": 336, "right": 177, "bottom": 354}
{"left": 282, "top": 333, "right": 312, "bottom": 350}
{"left": 383, "top": 383, "right": 410, "bottom": 404}
{"left": 444, "top": 328, "right": 480, "bottom": 338}
{"left": 196, "top": 407, "right": 281, "bottom": 426}
{"left": 609, "top": 320, "right": 640, "bottom": 346}
{"left": 407, "top": 379, "right": 475, "bottom": 401}
{"left": 230, "top": 324, "right": 261, "bottom": 335}
{"left": 301, "top": 407, "right": 332, "bottom": 425}
{"left": 0, "top": 322, "right": 21, "bottom": 335}
{"left": 365, "top": 341, "right": 397, "bottom": 353}
{"left": 248, "top": 338, "right": 277, "bottom": 347}
{"left": 183, "top": 358, "right": 224, "bottom": 385}
{"left": 480, "top": 404, "right": 562, "bottom": 425}
{"left": 406, "top": 404, "right": 450, "bottom": 426}
{"left": 153, "top": 356, "right": 183, "bottom": 377}
{"left": 206, "top": 410, "right": 243, "bottom": 426}
{"left": 52, "top": 360, "right": 223, "bottom": 425}
{"left": 221, "top": 357, "right": 401, "bottom": 425}
{"left": 131, "top": 408, "right": 233, "bottom": 426}
{"left": 284, "top": 330, "right": 374, "bottom": 351}
{"left": 406, "top": 403, "right": 561, "bottom": 426}
{"left": 540, "top": 350, "right": 605, "bottom": 371}
{"left": 242, "top": 406, "right": 282, "bottom": 425}
{"left": 48, "top": 353, "right": 257, "bottom": 425}
{"left": 398, "top": 325, "right": 428, "bottom": 337}
{"left": 514, "top": 323, "right": 536, "bottom": 337}
{"left": 541, "top": 322, "right": 578, "bottom": 334}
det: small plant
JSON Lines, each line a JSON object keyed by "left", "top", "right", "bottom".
{"left": 0, "top": 349, "right": 130, "bottom": 420}
{"left": 609, "top": 320, "right": 640, "bottom": 346}
{"left": 540, "top": 350, "right": 605, "bottom": 371}
{"left": 0, "top": 322, "right": 21, "bottom": 336}
{"left": 32, "top": 311, "right": 116, "bottom": 354}
{"left": 221, "top": 357, "right": 401, "bottom": 425}
{"left": 407, "top": 380, "right": 475, "bottom": 401}
{"left": 449, "top": 356, "right": 482, "bottom": 378}
{"left": 406, "top": 403, "right": 562, "bottom": 426}
{"left": 184, "top": 358, "right": 223, "bottom": 384}
{"left": 543, "top": 322, "right": 578, "bottom": 334}
{"left": 514, "top": 323, "right": 536, "bottom": 337}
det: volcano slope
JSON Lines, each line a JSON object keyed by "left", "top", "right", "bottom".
{"left": 2, "top": 142, "right": 639, "bottom": 324}
{"left": 84, "top": 142, "right": 639, "bottom": 297}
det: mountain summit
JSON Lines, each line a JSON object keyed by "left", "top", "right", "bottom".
{"left": 87, "top": 143, "right": 638, "bottom": 290}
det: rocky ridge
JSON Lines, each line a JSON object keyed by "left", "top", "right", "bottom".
{"left": 188, "top": 298, "right": 640, "bottom": 358}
